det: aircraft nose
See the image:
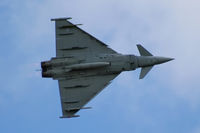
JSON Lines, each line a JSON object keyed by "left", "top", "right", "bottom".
{"left": 155, "top": 57, "right": 174, "bottom": 64}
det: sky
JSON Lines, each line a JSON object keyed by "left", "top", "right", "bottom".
{"left": 0, "top": 0, "right": 200, "bottom": 132}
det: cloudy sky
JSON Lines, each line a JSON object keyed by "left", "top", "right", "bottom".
{"left": 1, "top": 0, "right": 200, "bottom": 132}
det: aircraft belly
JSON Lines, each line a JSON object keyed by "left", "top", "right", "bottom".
{"left": 53, "top": 66, "right": 120, "bottom": 80}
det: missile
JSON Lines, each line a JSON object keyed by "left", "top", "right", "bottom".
{"left": 65, "top": 62, "right": 110, "bottom": 71}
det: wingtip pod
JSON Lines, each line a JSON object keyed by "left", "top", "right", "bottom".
{"left": 51, "top": 17, "right": 72, "bottom": 21}
{"left": 60, "top": 115, "right": 80, "bottom": 119}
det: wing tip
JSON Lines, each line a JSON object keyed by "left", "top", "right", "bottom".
{"left": 60, "top": 115, "right": 80, "bottom": 119}
{"left": 51, "top": 17, "right": 72, "bottom": 21}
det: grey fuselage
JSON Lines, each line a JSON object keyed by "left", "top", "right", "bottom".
{"left": 42, "top": 54, "right": 138, "bottom": 80}
{"left": 41, "top": 17, "right": 174, "bottom": 118}
{"left": 41, "top": 52, "right": 173, "bottom": 80}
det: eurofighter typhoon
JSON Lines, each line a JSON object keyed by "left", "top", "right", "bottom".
{"left": 41, "top": 17, "right": 173, "bottom": 118}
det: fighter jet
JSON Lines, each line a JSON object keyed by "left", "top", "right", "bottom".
{"left": 41, "top": 17, "right": 173, "bottom": 118}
